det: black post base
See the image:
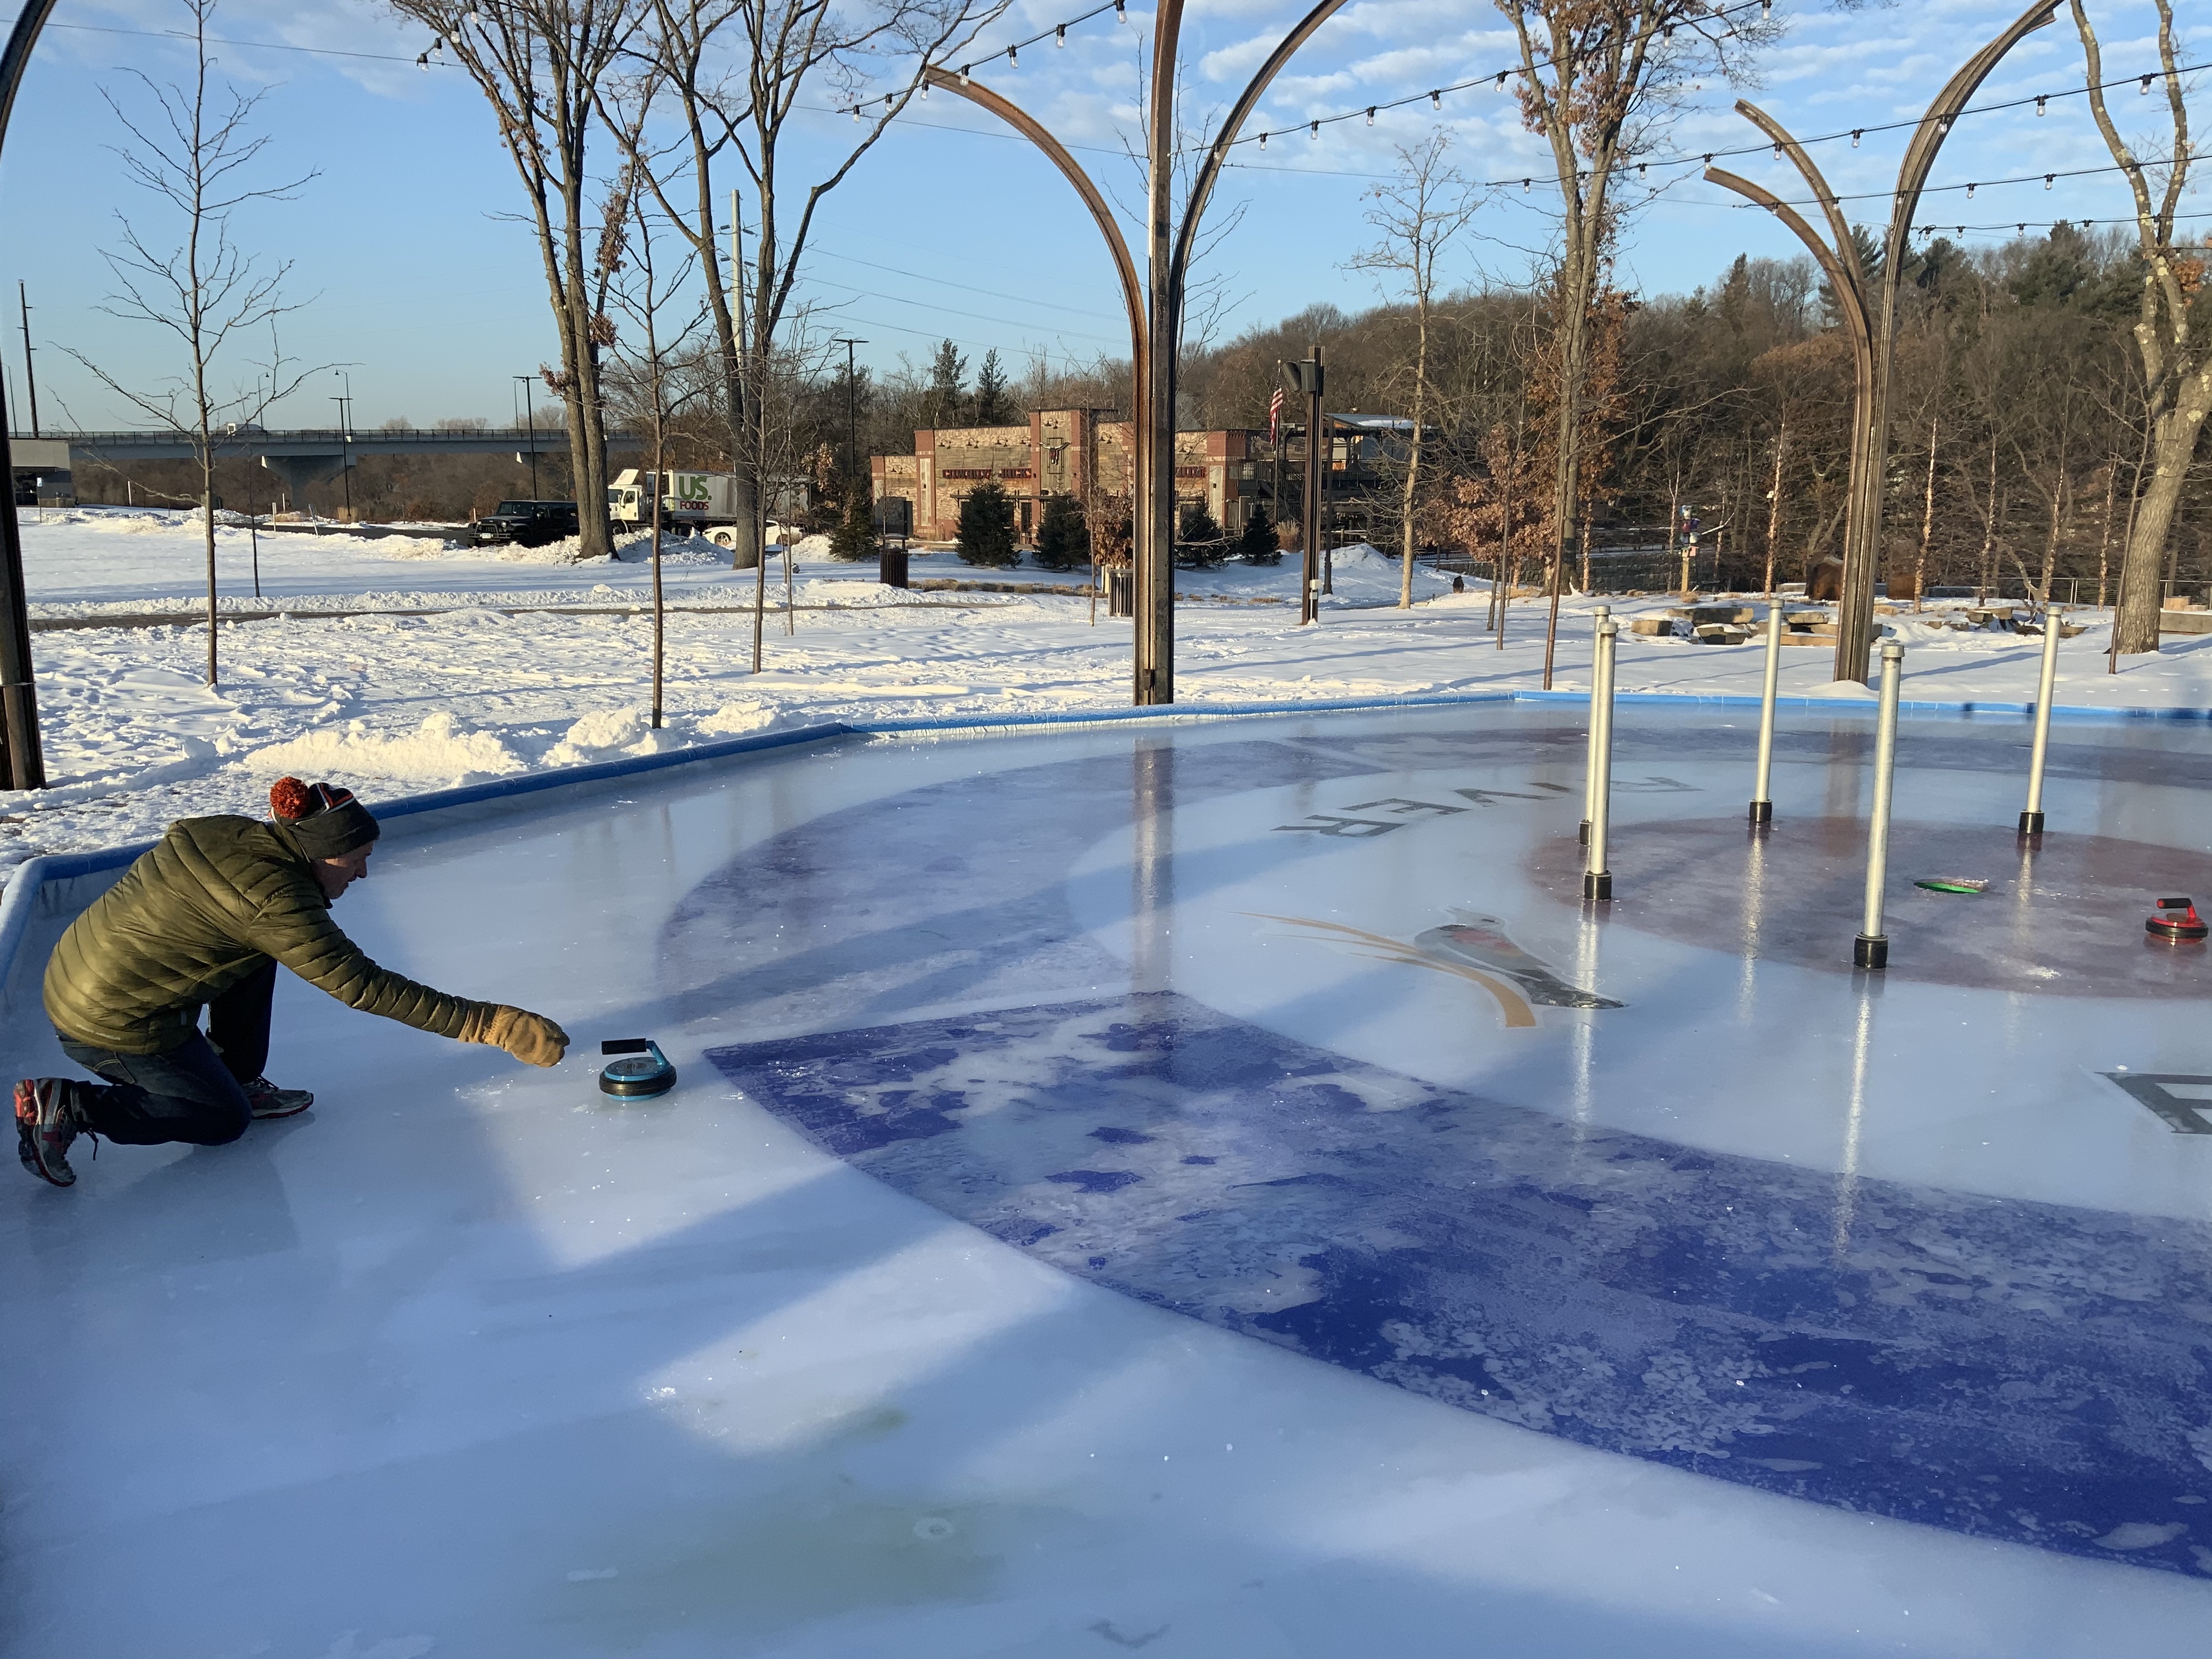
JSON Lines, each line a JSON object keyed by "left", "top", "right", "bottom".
{"left": 1583, "top": 870, "right": 1612, "bottom": 902}
{"left": 2018, "top": 810, "right": 2046, "bottom": 836}
{"left": 1748, "top": 800, "right": 1773, "bottom": 826}
{"left": 1853, "top": 933, "right": 1889, "bottom": 970}
{"left": 1578, "top": 819, "right": 1591, "bottom": 845}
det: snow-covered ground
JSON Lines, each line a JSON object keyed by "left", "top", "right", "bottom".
{"left": 6, "top": 505, "right": 2209, "bottom": 881}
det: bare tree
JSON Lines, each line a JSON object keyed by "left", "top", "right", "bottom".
{"left": 601, "top": 184, "right": 710, "bottom": 727}
{"left": 602, "top": 0, "right": 1007, "bottom": 571}
{"left": 2068, "top": 0, "right": 2208, "bottom": 652}
{"left": 393, "top": 0, "right": 648, "bottom": 561}
{"left": 1347, "top": 132, "right": 1483, "bottom": 608}
{"left": 1498, "top": 0, "right": 1776, "bottom": 593}
{"left": 64, "top": 0, "right": 323, "bottom": 687}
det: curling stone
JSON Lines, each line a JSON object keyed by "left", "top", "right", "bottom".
{"left": 2146, "top": 898, "right": 2209, "bottom": 944}
{"left": 598, "top": 1037, "right": 678, "bottom": 1097}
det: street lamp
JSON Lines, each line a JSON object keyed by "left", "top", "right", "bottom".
{"left": 514, "top": 374, "right": 539, "bottom": 496}
{"left": 331, "top": 369, "right": 354, "bottom": 519}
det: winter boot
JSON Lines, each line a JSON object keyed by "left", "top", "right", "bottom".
{"left": 15, "top": 1079, "right": 84, "bottom": 1187}
{"left": 242, "top": 1077, "right": 314, "bottom": 1120}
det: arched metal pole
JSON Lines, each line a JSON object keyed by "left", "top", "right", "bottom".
{"left": 924, "top": 0, "right": 1344, "bottom": 707}
{"left": 0, "top": 0, "right": 60, "bottom": 787}
{"left": 921, "top": 72, "right": 1143, "bottom": 366}
{"left": 1705, "top": 0, "right": 2055, "bottom": 686}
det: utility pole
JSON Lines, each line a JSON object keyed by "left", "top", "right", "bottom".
{"left": 514, "top": 375, "right": 539, "bottom": 496}
{"left": 330, "top": 394, "right": 352, "bottom": 518}
{"left": 16, "top": 280, "right": 36, "bottom": 437}
{"left": 832, "top": 337, "right": 866, "bottom": 506}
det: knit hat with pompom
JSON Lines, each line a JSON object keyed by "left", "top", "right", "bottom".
{"left": 269, "top": 776, "right": 380, "bottom": 860}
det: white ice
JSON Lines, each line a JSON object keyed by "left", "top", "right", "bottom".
{"left": 3, "top": 716, "right": 2207, "bottom": 1657}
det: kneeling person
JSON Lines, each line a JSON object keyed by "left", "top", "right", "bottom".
{"left": 16, "top": 776, "right": 567, "bottom": 1187}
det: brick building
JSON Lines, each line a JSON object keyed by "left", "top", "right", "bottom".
{"left": 871, "top": 410, "right": 1259, "bottom": 543}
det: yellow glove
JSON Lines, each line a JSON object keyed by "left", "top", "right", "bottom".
{"left": 472, "top": 1005, "right": 569, "bottom": 1067}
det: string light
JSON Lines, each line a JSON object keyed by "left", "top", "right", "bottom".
{"left": 1430, "top": 89, "right": 1441, "bottom": 110}
{"left": 1310, "top": 120, "right": 1320, "bottom": 140}
{"left": 1850, "top": 128, "right": 1861, "bottom": 147}
{"left": 2035, "top": 95, "right": 2047, "bottom": 115}
{"left": 1116, "top": 0, "right": 1126, "bottom": 21}
{"left": 1055, "top": 22, "right": 1065, "bottom": 45}
{"left": 2141, "top": 74, "right": 2153, "bottom": 94}
{"left": 1365, "top": 106, "right": 1375, "bottom": 125}
{"left": 1006, "top": 41, "right": 1016, "bottom": 64}
{"left": 2045, "top": 173, "right": 2054, "bottom": 189}
{"left": 1966, "top": 181, "right": 1977, "bottom": 198}
{"left": 1495, "top": 71, "right": 1507, "bottom": 89}
{"left": 1258, "top": 130, "right": 1268, "bottom": 149}
{"left": 1521, "top": 177, "right": 1531, "bottom": 191}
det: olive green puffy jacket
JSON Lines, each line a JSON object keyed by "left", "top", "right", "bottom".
{"left": 43, "top": 815, "right": 493, "bottom": 1056}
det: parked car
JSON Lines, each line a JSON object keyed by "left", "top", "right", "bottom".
{"left": 472, "top": 499, "right": 581, "bottom": 548}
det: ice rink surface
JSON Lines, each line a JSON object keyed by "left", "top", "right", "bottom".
{"left": 7, "top": 703, "right": 2212, "bottom": 1657}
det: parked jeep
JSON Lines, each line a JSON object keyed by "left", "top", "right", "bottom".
{"left": 472, "top": 500, "right": 582, "bottom": 548}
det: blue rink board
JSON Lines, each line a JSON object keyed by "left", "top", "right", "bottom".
{"left": 710, "top": 992, "right": 2212, "bottom": 1577}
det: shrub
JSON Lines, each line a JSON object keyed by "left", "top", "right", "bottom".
{"left": 955, "top": 480, "right": 1019, "bottom": 568}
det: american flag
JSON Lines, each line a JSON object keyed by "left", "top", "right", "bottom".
{"left": 1268, "top": 386, "right": 1284, "bottom": 444}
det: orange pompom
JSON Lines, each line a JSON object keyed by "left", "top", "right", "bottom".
{"left": 269, "top": 776, "right": 314, "bottom": 820}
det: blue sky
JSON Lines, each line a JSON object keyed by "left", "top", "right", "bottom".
{"left": 0, "top": 0, "right": 2198, "bottom": 428}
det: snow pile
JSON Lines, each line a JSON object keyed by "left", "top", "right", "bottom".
{"left": 249, "top": 712, "right": 526, "bottom": 786}
{"left": 698, "top": 698, "right": 782, "bottom": 737}
{"left": 541, "top": 707, "right": 686, "bottom": 765}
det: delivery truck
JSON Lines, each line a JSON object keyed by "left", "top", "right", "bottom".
{"left": 607, "top": 469, "right": 809, "bottom": 556}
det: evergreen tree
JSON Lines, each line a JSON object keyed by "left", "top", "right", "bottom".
{"left": 972, "top": 348, "right": 1013, "bottom": 425}
{"left": 1237, "top": 503, "right": 1282, "bottom": 565}
{"left": 828, "top": 492, "right": 876, "bottom": 561}
{"left": 927, "top": 339, "right": 966, "bottom": 428}
{"left": 1174, "top": 503, "right": 1228, "bottom": 568}
{"left": 955, "top": 481, "right": 1019, "bottom": 567}
{"left": 1034, "top": 492, "right": 1088, "bottom": 570}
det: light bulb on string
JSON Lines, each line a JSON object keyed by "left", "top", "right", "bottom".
{"left": 1007, "top": 42, "right": 1017, "bottom": 64}
{"left": 1760, "top": 0, "right": 1770, "bottom": 14}
{"left": 1430, "top": 89, "right": 1441, "bottom": 110}
{"left": 959, "top": 63, "right": 970, "bottom": 81}
{"left": 1937, "top": 117, "right": 1950, "bottom": 135}
{"left": 1638, "top": 162, "right": 1647, "bottom": 178}
{"left": 1310, "top": 120, "right": 1320, "bottom": 140}
{"left": 2141, "top": 74, "right": 2153, "bottom": 94}
{"left": 1851, "top": 129, "right": 1862, "bottom": 147}
{"left": 1966, "top": 182, "right": 1976, "bottom": 199}
{"left": 1258, "top": 130, "right": 1268, "bottom": 150}
{"left": 1772, "top": 140, "right": 1782, "bottom": 157}
{"left": 919, "top": 78, "right": 927, "bottom": 98}
{"left": 1495, "top": 71, "right": 1507, "bottom": 89}
{"left": 2045, "top": 174, "right": 2054, "bottom": 189}
{"left": 2035, "top": 95, "right": 2047, "bottom": 115}
{"left": 2018, "top": 223, "right": 2027, "bottom": 233}
{"left": 851, "top": 105, "right": 861, "bottom": 121}
{"left": 1365, "top": 106, "right": 1375, "bottom": 125}
{"left": 1117, "top": 0, "right": 1127, "bottom": 20}
{"left": 1521, "top": 177, "right": 1530, "bottom": 191}
{"left": 1055, "top": 22, "right": 1065, "bottom": 46}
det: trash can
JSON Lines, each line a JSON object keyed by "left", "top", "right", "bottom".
{"left": 1107, "top": 566, "right": 1134, "bottom": 618}
{"left": 879, "top": 546, "right": 909, "bottom": 589}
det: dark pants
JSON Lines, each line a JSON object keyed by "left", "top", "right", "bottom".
{"left": 57, "top": 960, "right": 274, "bottom": 1147}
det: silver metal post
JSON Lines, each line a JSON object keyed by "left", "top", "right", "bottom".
{"left": 2019, "top": 603, "right": 2063, "bottom": 836}
{"left": 1584, "top": 617, "right": 1618, "bottom": 902}
{"left": 1854, "top": 637, "right": 1905, "bottom": 969}
{"left": 1581, "top": 603, "right": 1609, "bottom": 845}
{"left": 1750, "top": 601, "right": 1782, "bottom": 825}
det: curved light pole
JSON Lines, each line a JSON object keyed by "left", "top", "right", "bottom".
{"left": 1706, "top": 0, "right": 2055, "bottom": 684}
{"left": 928, "top": 0, "right": 1348, "bottom": 704}
{"left": 0, "top": 0, "right": 60, "bottom": 786}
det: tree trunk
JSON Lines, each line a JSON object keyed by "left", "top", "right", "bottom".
{"left": 2116, "top": 377, "right": 2212, "bottom": 650}
{"left": 1399, "top": 309, "right": 1427, "bottom": 609}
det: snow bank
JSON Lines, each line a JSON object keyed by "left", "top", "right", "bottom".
{"left": 249, "top": 712, "right": 526, "bottom": 786}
